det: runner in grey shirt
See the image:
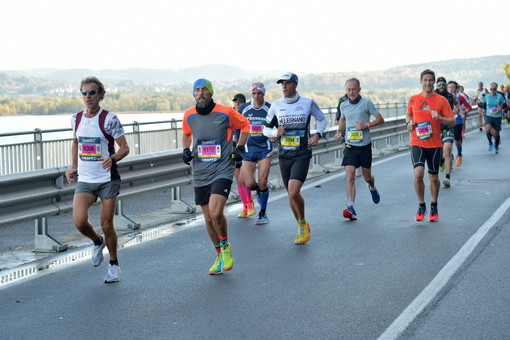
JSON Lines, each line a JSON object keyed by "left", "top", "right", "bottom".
{"left": 335, "top": 78, "right": 384, "bottom": 221}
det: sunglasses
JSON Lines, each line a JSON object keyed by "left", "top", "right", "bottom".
{"left": 436, "top": 83, "right": 446, "bottom": 87}
{"left": 80, "top": 90, "right": 99, "bottom": 96}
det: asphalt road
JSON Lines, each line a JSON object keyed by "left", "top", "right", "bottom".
{"left": 1, "top": 126, "right": 510, "bottom": 339}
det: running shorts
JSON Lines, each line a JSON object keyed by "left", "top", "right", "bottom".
{"left": 194, "top": 178, "right": 232, "bottom": 206}
{"left": 341, "top": 143, "right": 372, "bottom": 169}
{"left": 411, "top": 146, "right": 442, "bottom": 175}
{"left": 75, "top": 179, "right": 121, "bottom": 200}
{"left": 279, "top": 157, "right": 310, "bottom": 189}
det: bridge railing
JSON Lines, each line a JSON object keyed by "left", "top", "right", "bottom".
{"left": 0, "top": 108, "right": 479, "bottom": 252}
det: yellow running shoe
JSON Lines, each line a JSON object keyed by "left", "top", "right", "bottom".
{"left": 294, "top": 222, "right": 311, "bottom": 245}
{"left": 209, "top": 253, "right": 224, "bottom": 275}
{"left": 221, "top": 244, "right": 234, "bottom": 271}
{"left": 237, "top": 206, "right": 248, "bottom": 218}
{"left": 247, "top": 201, "right": 256, "bottom": 216}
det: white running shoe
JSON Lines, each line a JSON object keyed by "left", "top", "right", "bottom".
{"left": 91, "top": 236, "right": 106, "bottom": 267}
{"left": 104, "top": 264, "right": 122, "bottom": 283}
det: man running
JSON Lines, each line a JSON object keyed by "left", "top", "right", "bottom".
{"left": 263, "top": 72, "right": 328, "bottom": 244}
{"left": 434, "top": 76, "right": 455, "bottom": 188}
{"left": 334, "top": 78, "right": 384, "bottom": 220}
{"left": 65, "top": 76, "right": 130, "bottom": 283}
{"left": 182, "top": 79, "right": 250, "bottom": 275}
{"left": 406, "top": 69, "right": 455, "bottom": 222}
{"left": 484, "top": 82, "right": 506, "bottom": 154}
{"left": 238, "top": 82, "right": 273, "bottom": 225}
{"left": 447, "top": 81, "right": 471, "bottom": 167}
{"left": 475, "top": 82, "right": 488, "bottom": 131}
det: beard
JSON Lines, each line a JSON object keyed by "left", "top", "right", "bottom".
{"left": 196, "top": 97, "right": 212, "bottom": 108}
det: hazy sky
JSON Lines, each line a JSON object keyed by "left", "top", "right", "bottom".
{"left": 2, "top": 0, "right": 509, "bottom": 74}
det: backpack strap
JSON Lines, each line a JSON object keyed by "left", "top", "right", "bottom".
{"left": 74, "top": 111, "right": 84, "bottom": 133}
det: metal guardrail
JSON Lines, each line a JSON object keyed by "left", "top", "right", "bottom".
{"left": 0, "top": 108, "right": 478, "bottom": 252}
{"left": 0, "top": 149, "right": 194, "bottom": 252}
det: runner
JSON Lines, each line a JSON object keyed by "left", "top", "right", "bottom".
{"left": 434, "top": 76, "right": 455, "bottom": 188}
{"left": 182, "top": 79, "right": 250, "bottom": 275}
{"left": 232, "top": 93, "right": 256, "bottom": 219}
{"left": 474, "top": 82, "right": 488, "bottom": 131}
{"left": 406, "top": 69, "right": 455, "bottom": 221}
{"left": 65, "top": 76, "right": 130, "bottom": 283}
{"left": 484, "top": 82, "right": 506, "bottom": 154}
{"left": 334, "top": 78, "right": 384, "bottom": 220}
{"left": 263, "top": 72, "right": 328, "bottom": 244}
{"left": 458, "top": 85, "right": 471, "bottom": 137}
{"left": 238, "top": 82, "right": 273, "bottom": 225}
{"left": 447, "top": 81, "right": 471, "bottom": 167}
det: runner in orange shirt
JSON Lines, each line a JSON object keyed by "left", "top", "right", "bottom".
{"left": 406, "top": 69, "right": 455, "bottom": 222}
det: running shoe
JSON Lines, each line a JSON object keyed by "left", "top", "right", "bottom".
{"left": 429, "top": 205, "right": 438, "bottom": 222}
{"left": 479, "top": 125, "right": 483, "bottom": 131}
{"left": 247, "top": 201, "right": 256, "bottom": 216}
{"left": 439, "top": 157, "right": 445, "bottom": 172}
{"left": 221, "top": 244, "right": 234, "bottom": 271}
{"left": 255, "top": 213, "right": 269, "bottom": 225}
{"left": 294, "top": 222, "right": 311, "bottom": 245}
{"left": 91, "top": 235, "right": 106, "bottom": 267}
{"left": 455, "top": 156, "right": 462, "bottom": 167}
{"left": 104, "top": 264, "right": 122, "bottom": 283}
{"left": 488, "top": 144, "right": 493, "bottom": 152}
{"left": 495, "top": 147, "right": 499, "bottom": 154}
{"left": 343, "top": 206, "right": 357, "bottom": 221}
{"left": 237, "top": 206, "right": 248, "bottom": 218}
{"left": 369, "top": 185, "right": 380, "bottom": 204}
{"left": 443, "top": 178, "right": 450, "bottom": 188}
{"left": 209, "top": 253, "right": 224, "bottom": 275}
{"left": 415, "top": 205, "right": 426, "bottom": 221}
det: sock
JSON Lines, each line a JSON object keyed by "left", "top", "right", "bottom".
{"left": 369, "top": 185, "right": 376, "bottom": 191}
{"left": 431, "top": 202, "right": 438, "bottom": 207}
{"left": 252, "top": 184, "right": 261, "bottom": 193}
{"left": 457, "top": 145, "right": 462, "bottom": 157}
{"left": 93, "top": 236, "right": 103, "bottom": 246}
{"left": 238, "top": 186, "right": 248, "bottom": 206}
{"left": 347, "top": 201, "right": 355, "bottom": 208}
{"left": 219, "top": 235, "right": 229, "bottom": 248}
{"left": 298, "top": 219, "right": 306, "bottom": 225}
{"left": 258, "top": 189, "right": 269, "bottom": 211}
{"left": 214, "top": 244, "right": 221, "bottom": 254}
{"left": 109, "top": 259, "right": 118, "bottom": 266}
{"left": 486, "top": 133, "right": 493, "bottom": 144}
{"left": 495, "top": 136, "right": 500, "bottom": 148}
{"left": 242, "top": 186, "right": 252, "bottom": 204}
{"left": 446, "top": 174, "right": 450, "bottom": 179}
{"left": 419, "top": 202, "right": 426, "bottom": 208}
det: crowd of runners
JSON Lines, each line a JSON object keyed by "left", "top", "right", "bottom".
{"left": 66, "top": 70, "right": 509, "bottom": 281}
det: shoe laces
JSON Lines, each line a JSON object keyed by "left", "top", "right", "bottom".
{"left": 418, "top": 205, "right": 426, "bottom": 214}
{"left": 297, "top": 225, "right": 305, "bottom": 237}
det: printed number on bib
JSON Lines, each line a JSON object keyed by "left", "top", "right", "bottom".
{"left": 250, "top": 125, "right": 263, "bottom": 136}
{"left": 415, "top": 121, "right": 433, "bottom": 140}
{"left": 79, "top": 136, "right": 102, "bottom": 161}
{"left": 490, "top": 107, "right": 498, "bottom": 114}
{"left": 281, "top": 130, "right": 304, "bottom": 151}
{"left": 346, "top": 127, "right": 363, "bottom": 143}
{"left": 197, "top": 139, "right": 221, "bottom": 163}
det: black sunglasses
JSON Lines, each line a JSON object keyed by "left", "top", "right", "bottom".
{"left": 81, "top": 90, "right": 99, "bottom": 96}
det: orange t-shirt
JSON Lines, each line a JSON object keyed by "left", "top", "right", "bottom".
{"left": 407, "top": 93, "right": 453, "bottom": 148}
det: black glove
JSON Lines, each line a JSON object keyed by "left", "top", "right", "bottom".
{"left": 182, "top": 148, "right": 193, "bottom": 165}
{"left": 231, "top": 145, "right": 244, "bottom": 162}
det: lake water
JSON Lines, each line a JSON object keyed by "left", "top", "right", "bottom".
{"left": 0, "top": 112, "right": 184, "bottom": 145}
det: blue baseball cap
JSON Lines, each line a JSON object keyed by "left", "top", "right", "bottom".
{"left": 277, "top": 72, "right": 298, "bottom": 84}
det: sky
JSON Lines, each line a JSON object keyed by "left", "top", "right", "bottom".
{"left": 2, "top": 0, "right": 509, "bottom": 74}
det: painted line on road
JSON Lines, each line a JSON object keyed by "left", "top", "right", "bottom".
{"left": 377, "top": 196, "right": 510, "bottom": 340}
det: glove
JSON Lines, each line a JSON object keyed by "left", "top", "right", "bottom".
{"left": 182, "top": 148, "right": 193, "bottom": 165}
{"left": 231, "top": 145, "right": 245, "bottom": 162}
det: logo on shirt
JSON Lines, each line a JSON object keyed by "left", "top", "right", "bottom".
{"left": 419, "top": 101, "right": 430, "bottom": 112}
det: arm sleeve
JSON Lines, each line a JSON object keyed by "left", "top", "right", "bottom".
{"left": 105, "top": 114, "right": 126, "bottom": 139}
{"left": 311, "top": 100, "right": 328, "bottom": 134}
{"left": 263, "top": 106, "right": 278, "bottom": 138}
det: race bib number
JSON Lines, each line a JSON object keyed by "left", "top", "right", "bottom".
{"left": 281, "top": 130, "right": 304, "bottom": 151}
{"left": 346, "top": 127, "right": 363, "bottom": 143}
{"left": 250, "top": 124, "right": 263, "bottom": 136}
{"left": 490, "top": 107, "right": 498, "bottom": 114}
{"left": 197, "top": 139, "right": 221, "bottom": 163}
{"left": 79, "top": 137, "right": 101, "bottom": 161}
{"left": 415, "top": 121, "right": 433, "bottom": 140}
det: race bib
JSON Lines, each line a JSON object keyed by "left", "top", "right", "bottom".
{"left": 197, "top": 139, "right": 221, "bottom": 163}
{"left": 490, "top": 107, "right": 498, "bottom": 114}
{"left": 281, "top": 130, "right": 304, "bottom": 151}
{"left": 415, "top": 121, "right": 433, "bottom": 140}
{"left": 346, "top": 127, "right": 363, "bottom": 143}
{"left": 79, "top": 137, "right": 101, "bottom": 161}
{"left": 250, "top": 124, "right": 263, "bottom": 136}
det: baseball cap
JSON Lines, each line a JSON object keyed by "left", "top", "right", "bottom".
{"left": 436, "top": 76, "right": 447, "bottom": 83}
{"left": 277, "top": 72, "right": 298, "bottom": 84}
{"left": 232, "top": 93, "right": 246, "bottom": 102}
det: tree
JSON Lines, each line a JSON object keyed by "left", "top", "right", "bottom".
{"left": 504, "top": 63, "right": 510, "bottom": 85}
